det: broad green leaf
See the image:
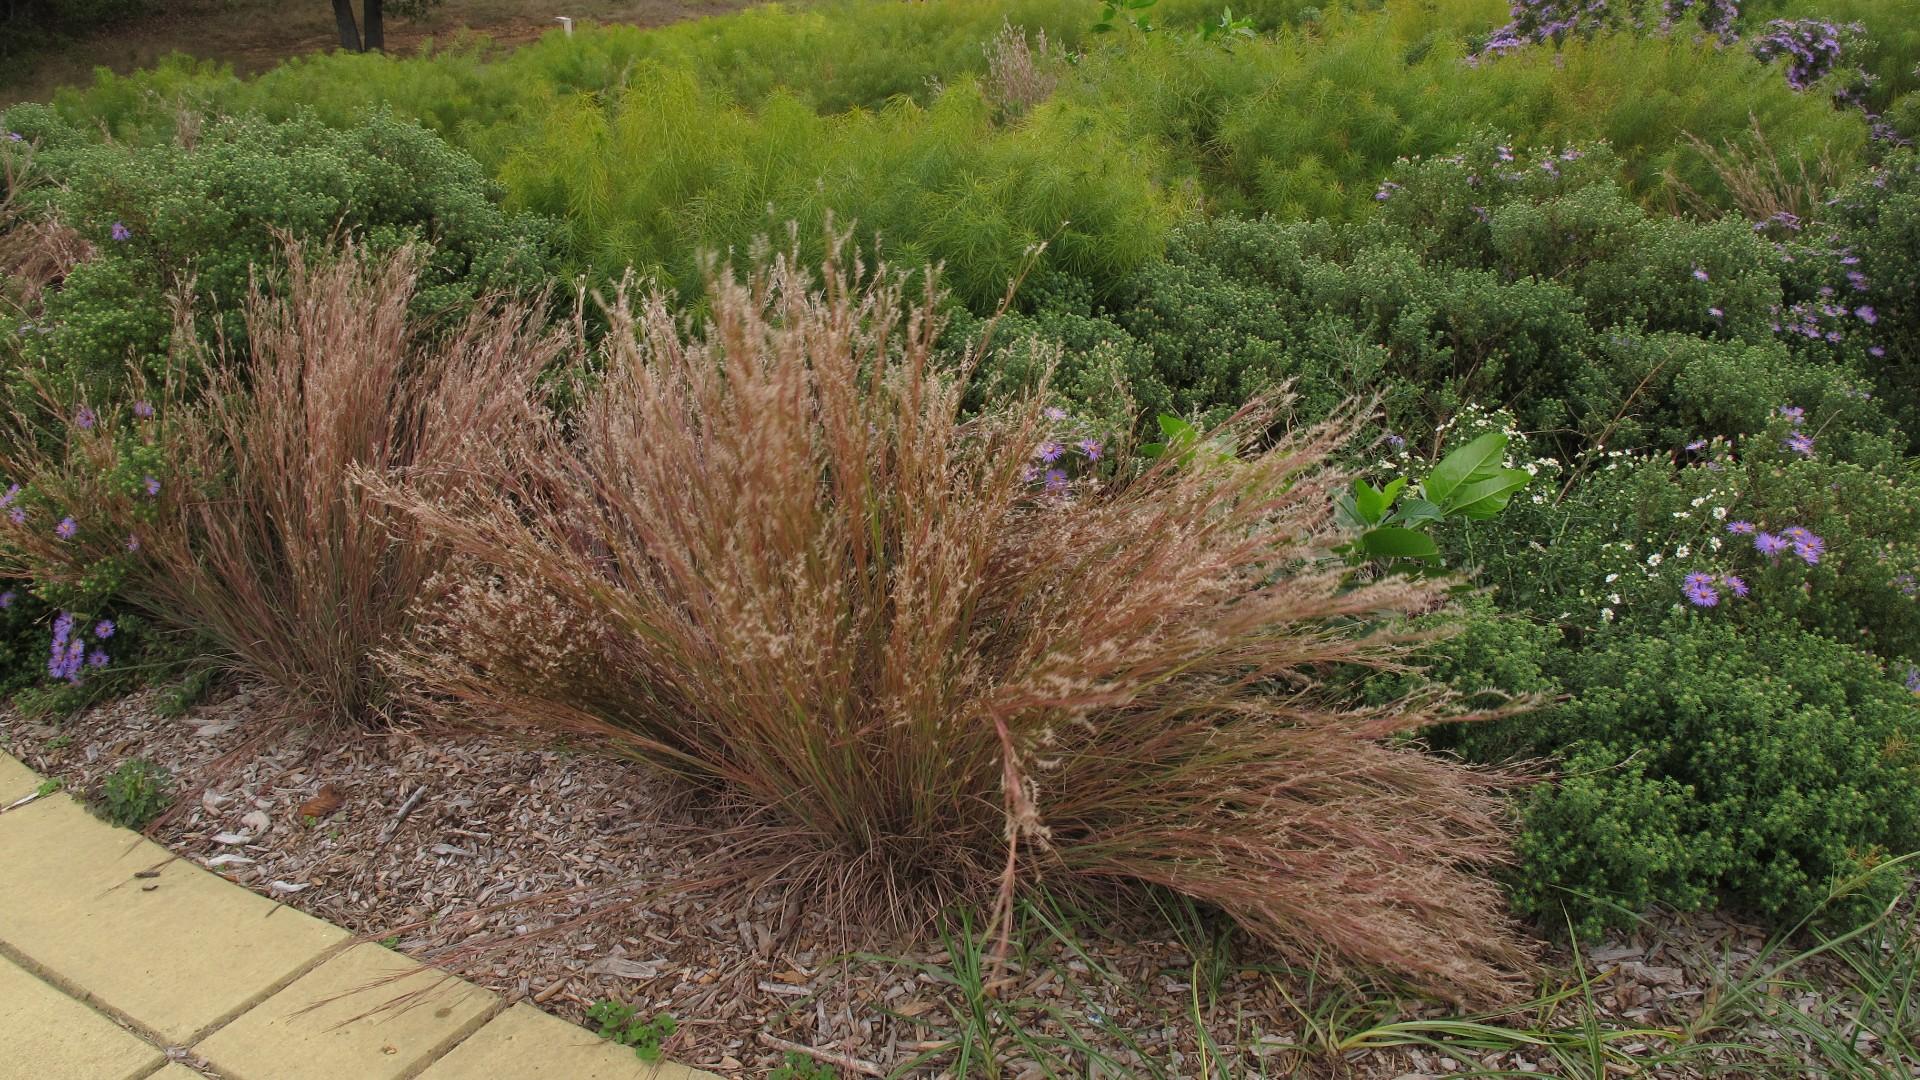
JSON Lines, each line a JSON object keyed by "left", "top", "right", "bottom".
{"left": 1388, "top": 497, "right": 1445, "bottom": 527}
{"left": 1351, "top": 479, "right": 1387, "bottom": 524}
{"left": 1447, "top": 469, "right": 1531, "bottom": 519}
{"left": 1423, "top": 431, "right": 1508, "bottom": 507}
{"left": 1358, "top": 527, "right": 1440, "bottom": 560}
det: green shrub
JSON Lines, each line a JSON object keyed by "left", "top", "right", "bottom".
{"left": 94, "top": 756, "right": 170, "bottom": 828}
{"left": 975, "top": 136, "right": 1829, "bottom": 453}
{"left": 1510, "top": 618, "right": 1920, "bottom": 935}
{"left": 1453, "top": 405, "right": 1920, "bottom": 668}
{"left": 29, "top": 0, "right": 1867, "bottom": 300}
{"left": 494, "top": 69, "right": 1175, "bottom": 307}
{"left": 1783, "top": 149, "right": 1920, "bottom": 442}
{"left": 1, "top": 107, "right": 557, "bottom": 407}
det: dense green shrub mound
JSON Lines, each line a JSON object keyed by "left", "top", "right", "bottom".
{"left": 971, "top": 139, "right": 1832, "bottom": 452}
{"left": 0, "top": 106, "right": 556, "bottom": 405}
{"left": 1509, "top": 619, "right": 1919, "bottom": 934}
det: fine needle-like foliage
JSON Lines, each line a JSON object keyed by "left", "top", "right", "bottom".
{"left": 375, "top": 244, "right": 1534, "bottom": 1002}
{"left": 2, "top": 243, "right": 562, "bottom": 726}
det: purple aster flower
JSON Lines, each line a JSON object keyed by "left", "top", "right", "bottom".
{"left": 1374, "top": 182, "right": 1401, "bottom": 201}
{"left": 1683, "top": 572, "right": 1720, "bottom": 607}
{"left": 143, "top": 476, "right": 160, "bottom": 496}
{"left": 1077, "top": 438, "right": 1102, "bottom": 461}
{"left": 1727, "top": 521, "right": 1756, "bottom": 535}
{"left": 1786, "top": 432, "right": 1815, "bottom": 456}
{"left": 3, "top": 132, "right": 21, "bottom": 142}
{"left": 1869, "top": 345, "right": 1886, "bottom": 358}
{"left": 1693, "top": 266, "right": 1710, "bottom": 282}
{"left": 1907, "top": 666, "right": 1920, "bottom": 694}
{"left": 0, "top": 483, "right": 18, "bottom": 508}
{"left": 8, "top": 507, "right": 24, "bottom": 526}
{"left": 0, "top": 591, "right": 11, "bottom": 609}
{"left": 1720, "top": 574, "right": 1748, "bottom": 598}
{"left": 131, "top": 400, "right": 155, "bottom": 420}
{"left": 1793, "top": 532, "right": 1825, "bottom": 565}
{"left": 54, "top": 516, "right": 76, "bottom": 539}
{"left": 1686, "top": 439, "right": 1710, "bottom": 452}
{"left": 1779, "top": 405, "right": 1805, "bottom": 424}
{"left": 87, "top": 649, "right": 108, "bottom": 668}
{"left": 126, "top": 533, "right": 139, "bottom": 552}
{"left": 1756, "top": 532, "right": 1791, "bottom": 558}
{"left": 1043, "top": 406, "right": 1067, "bottom": 422}
{"left": 1855, "top": 306, "right": 1877, "bottom": 324}
{"left": 1709, "top": 306, "right": 1723, "bottom": 318}
{"left": 1035, "top": 441, "right": 1065, "bottom": 464}
{"left": 73, "top": 405, "right": 95, "bottom": 430}
{"left": 1386, "top": 433, "right": 1406, "bottom": 450}
{"left": 94, "top": 620, "right": 114, "bottom": 639}
{"left": 1496, "top": 145, "right": 1514, "bottom": 162}
{"left": 109, "top": 221, "right": 131, "bottom": 242}
{"left": 1043, "top": 468, "right": 1069, "bottom": 494}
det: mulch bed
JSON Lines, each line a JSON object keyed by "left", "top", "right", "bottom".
{"left": 0, "top": 685, "right": 1878, "bottom": 1077}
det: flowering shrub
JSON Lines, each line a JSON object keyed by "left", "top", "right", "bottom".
{"left": 1782, "top": 149, "right": 1920, "bottom": 439}
{"left": 373, "top": 247, "right": 1535, "bottom": 1001}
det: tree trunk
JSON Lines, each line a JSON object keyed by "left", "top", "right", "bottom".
{"left": 331, "top": 0, "right": 361, "bottom": 50}
{"left": 361, "top": 0, "right": 384, "bottom": 51}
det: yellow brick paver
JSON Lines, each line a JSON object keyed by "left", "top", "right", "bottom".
{"left": 0, "top": 750, "right": 715, "bottom": 1079}
{"left": 0, "top": 792, "right": 349, "bottom": 1044}
{"left": 418, "top": 1002, "right": 722, "bottom": 1080}
{"left": 0, "top": 749, "right": 42, "bottom": 804}
{"left": 195, "top": 943, "right": 499, "bottom": 1080}
{"left": 0, "top": 952, "right": 165, "bottom": 1080}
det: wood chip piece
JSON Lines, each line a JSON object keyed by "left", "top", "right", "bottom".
{"left": 298, "top": 784, "right": 344, "bottom": 820}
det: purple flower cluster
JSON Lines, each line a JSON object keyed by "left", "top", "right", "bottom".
{"left": 1683, "top": 570, "right": 1747, "bottom": 606}
{"left": 1749, "top": 19, "right": 1864, "bottom": 92}
{"left": 1474, "top": 0, "right": 1738, "bottom": 63}
{"left": 109, "top": 221, "right": 132, "bottom": 243}
{"left": 1753, "top": 525, "right": 1824, "bottom": 565}
{"left": 1024, "top": 409, "right": 1105, "bottom": 496}
{"left": 46, "top": 611, "right": 108, "bottom": 684}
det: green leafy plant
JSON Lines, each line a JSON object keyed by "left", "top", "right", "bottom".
{"left": 585, "top": 1000, "right": 677, "bottom": 1063}
{"left": 94, "top": 756, "right": 169, "bottom": 828}
{"left": 1337, "top": 431, "right": 1531, "bottom": 567}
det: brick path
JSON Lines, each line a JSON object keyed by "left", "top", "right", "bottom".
{"left": 0, "top": 751, "right": 718, "bottom": 1080}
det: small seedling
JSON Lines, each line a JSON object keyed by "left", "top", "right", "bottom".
{"left": 45, "top": 733, "right": 72, "bottom": 750}
{"left": 302, "top": 814, "right": 320, "bottom": 828}
{"left": 379, "top": 935, "right": 402, "bottom": 949}
{"left": 770, "top": 1050, "right": 839, "bottom": 1079}
{"left": 33, "top": 778, "right": 60, "bottom": 797}
{"left": 93, "top": 758, "right": 171, "bottom": 828}
{"left": 586, "top": 999, "right": 677, "bottom": 1063}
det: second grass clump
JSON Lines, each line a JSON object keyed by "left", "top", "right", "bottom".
{"left": 376, "top": 243, "right": 1534, "bottom": 1002}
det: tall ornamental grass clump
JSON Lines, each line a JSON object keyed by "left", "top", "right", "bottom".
{"left": 1, "top": 245, "right": 560, "bottom": 726}
{"left": 375, "top": 246, "right": 1532, "bottom": 1002}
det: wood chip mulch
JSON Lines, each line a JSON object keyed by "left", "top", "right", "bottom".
{"left": 1, "top": 686, "right": 1903, "bottom": 1078}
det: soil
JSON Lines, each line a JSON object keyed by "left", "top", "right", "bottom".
{"left": 1, "top": 0, "right": 757, "bottom": 107}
